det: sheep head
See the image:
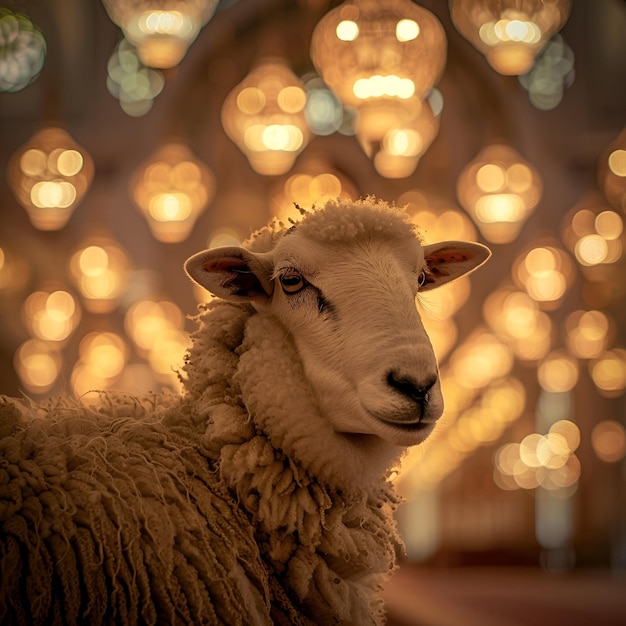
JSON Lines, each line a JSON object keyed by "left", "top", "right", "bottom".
{"left": 185, "top": 198, "right": 490, "bottom": 448}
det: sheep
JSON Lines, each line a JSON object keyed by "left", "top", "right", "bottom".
{"left": 0, "top": 196, "right": 490, "bottom": 625}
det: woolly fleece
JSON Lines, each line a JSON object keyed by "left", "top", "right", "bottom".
{"left": 0, "top": 198, "right": 415, "bottom": 625}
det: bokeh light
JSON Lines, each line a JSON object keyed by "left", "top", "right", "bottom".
{"left": 519, "top": 34, "right": 575, "bottom": 110}
{"left": 0, "top": 8, "right": 46, "bottom": 92}
{"left": 598, "top": 128, "right": 626, "bottom": 213}
{"left": 106, "top": 38, "right": 164, "bottom": 116}
{"left": 131, "top": 142, "right": 215, "bottom": 242}
{"left": 513, "top": 243, "right": 575, "bottom": 310}
{"left": 495, "top": 420, "right": 581, "bottom": 493}
{"left": 538, "top": 350, "right": 578, "bottom": 393}
{"left": 14, "top": 339, "right": 63, "bottom": 394}
{"left": 483, "top": 286, "right": 552, "bottom": 361}
{"left": 22, "top": 288, "right": 81, "bottom": 343}
{"left": 589, "top": 349, "right": 626, "bottom": 397}
{"left": 591, "top": 420, "right": 626, "bottom": 463}
{"left": 221, "top": 59, "right": 311, "bottom": 176}
{"left": 565, "top": 310, "right": 611, "bottom": 359}
{"left": 102, "top": 0, "right": 219, "bottom": 68}
{"left": 7, "top": 127, "right": 94, "bottom": 230}
{"left": 71, "top": 332, "right": 128, "bottom": 401}
{"left": 69, "top": 239, "right": 131, "bottom": 313}
{"left": 457, "top": 144, "right": 542, "bottom": 243}
{"left": 450, "top": 0, "right": 572, "bottom": 76}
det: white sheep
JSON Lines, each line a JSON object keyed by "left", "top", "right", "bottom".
{"left": 0, "top": 197, "right": 490, "bottom": 625}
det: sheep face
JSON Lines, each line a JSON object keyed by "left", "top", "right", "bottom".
{"left": 185, "top": 211, "right": 490, "bottom": 448}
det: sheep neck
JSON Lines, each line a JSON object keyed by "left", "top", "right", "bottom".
{"left": 182, "top": 300, "right": 404, "bottom": 625}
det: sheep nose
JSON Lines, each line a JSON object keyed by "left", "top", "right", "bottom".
{"left": 386, "top": 371, "right": 436, "bottom": 406}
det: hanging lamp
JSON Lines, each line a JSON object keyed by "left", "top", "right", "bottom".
{"left": 102, "top": 0, "right": 219, "bottom": 68}
{"left": 449, "top": 0, "right": 572, "bottom": 76}
{"left": 221, "top": 58, "right": 311, "bottom": 176}
{"left": 7, "top": 127, "right": 94, "bottom": 230}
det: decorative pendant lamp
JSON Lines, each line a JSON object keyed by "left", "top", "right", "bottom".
{"left": 131, "top": 142, "right": 215, "bottom": 242}
{"left": 221, "top": 58, "right": 311, "bottom": 176}
{"left": 449, "top": 0, "right": 572, "bottom": 76}
{"left": 457, "top": 144, "right": 542, "bottom": 243}
{"left": 102, "top": 0, "right": 219, "bottom": 68}
{"left": 310, "top": 0, "right": 446, "bottom": 166}
{"left": 7, "top": 127, "right": 94, "bottom": 230}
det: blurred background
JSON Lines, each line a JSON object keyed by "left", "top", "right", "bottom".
{"left": 1, "top": 1, "right": 625, "bottom": 624}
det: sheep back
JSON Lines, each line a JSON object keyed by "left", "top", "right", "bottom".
{"left": 0, "top": 392, "right": 272, "bottom": 626}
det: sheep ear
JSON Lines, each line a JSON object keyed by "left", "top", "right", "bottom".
{"left": 185, "top": 246, "right": 274, "bottom": 303}
{"left": 420, "top": 241, "right": 491, "bottom": 291}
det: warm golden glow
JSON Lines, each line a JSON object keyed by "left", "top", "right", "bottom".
{"left": 401, "top": 191, "right": 477, "bottom": 242}
{"left": 71, "top": 332, "right": 129, "bottom": 401}
{"left": 538, "top": 351, "right": 578, "bottom": 393}
{"left": 14, "top": 339, "right": 62, "bottom": 394}
{"left": 270, "top": 160, "right": 357, "bottom": 223}
{"left": 457, "top": 144, "right": 542, "bottom": 243}
{"left": 495, "top": 419, "right": 581, "bottom": 493}
{"left": 311, "top": 0, "right": 445, "bottom": 172}
{"left": 450, "top": 0, "right": 572, "bottom": 75}
{"left": 22, "top": 288, "right": 80, "bottom": 343}
{"left": 563, "top": 194, "right": 624, "bottom": 268}
{"left": 222, "top": 59, "right": 311, "bottom": 175}
{"left": 451, "top": 330, "right": 513, "bottom": 390}
{"left": 565, "top": 310, "right": 610, "bottom": 359}
{"left": 124, "top": 298, "right": 187, "bottom": 388}
{"left": 513, "top": 244, "right": 574, "bottom": 309}
{"left": 311, "top": 0, "right": 446, "bottom": 105}
{"left": 131, "top": 143, "right": 215, "bottom": 242}
{"left": 591, "top": 420, "right": 626, "bottom": 463}
{"left": 7, "top": 127, "right": 94, "bottom": 230}
{"left": 103, "top": 0, "right": 219, "bottom": 68}
{"left": 69, "top": 239, "right": 130, "bottom": 313}
{"left": 589, "top": 349, "right": 626, "bottom": 397}
{"left": 483, "top": 287, "right": 552, "bottom": 361}
{"left": 365, "top": 92, "right": 441, "bottom": 178}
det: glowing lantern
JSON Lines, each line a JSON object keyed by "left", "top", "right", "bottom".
{"left": 7, "top": 127, "right": 94, "bottom": 230}
{"left": 131, "top": 142, "right": 215, "bottom": 242}
{"left": 0, "top": 8, "right": 46, "bottom": 92}
{"left": 102, "top": 0, "right": 219, "bottom": 68}
{"left": 310, "top": 0, "right": 446, "bottom": 167}
{"left": 449, "top": 0, "right": 572, "bottom": 76}
{"left": 598, "top": 128, "right": 626, "bottom": 214}
{"left": 221, "top": 59, "right": 311, "bottom": 176}
{"left": 69, "top": 238, "right": 131, "bottom": 313}
{"left": 457, "top": 144, "right": 542, "bottom": 243}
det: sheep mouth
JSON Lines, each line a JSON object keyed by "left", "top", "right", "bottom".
{"left": 378, "top": 416, "right": 433, "bottom": 431}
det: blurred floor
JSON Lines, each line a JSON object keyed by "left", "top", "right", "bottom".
{"left": 383, "top": 564, "right": 626, "bottom": 626}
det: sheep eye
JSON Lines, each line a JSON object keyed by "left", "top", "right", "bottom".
{"left": 418, "top": 270, "right": 428, "bottom": 288}
{"left": 280, "top": 271, "right": 306, "bottom": 294}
